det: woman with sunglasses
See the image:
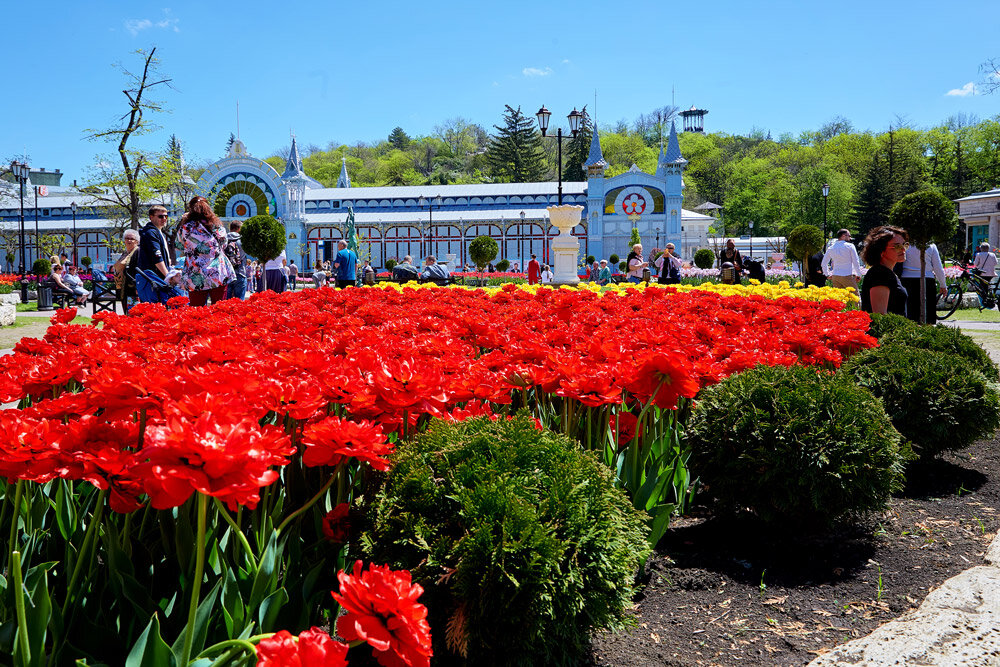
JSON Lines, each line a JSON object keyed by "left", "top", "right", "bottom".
{"left": 860, "top": 225, "right": 909, "bottom": 316}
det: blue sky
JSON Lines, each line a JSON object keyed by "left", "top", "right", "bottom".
{"left": 3, "top": 0, "right": 997, "bottom": 185}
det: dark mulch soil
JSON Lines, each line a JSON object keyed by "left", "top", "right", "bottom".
{"left": 588, "top": 432, "right": 1000, "bottom": 667}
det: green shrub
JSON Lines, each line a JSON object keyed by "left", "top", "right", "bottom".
{"left": 468, "top": 235, "right": 498, "bottom": 271}
{"left": 495, "top": 258, "right": 510, "bottom": 272}
{"left": 618, "top": 261, "right": 627, "bottom": 273}
{"left": 586, "top": 254, "right": 596, "bottom": 265}
{"left": 362, "top": 415, "right": 649, "bottom": 666}
{"left": 839, "top": 344, "right": 1000, "bottom": 458}
{"left": 80, "top": 256, "right": 92, "bottom": 268}
{"left": 694, "top": 248, "right": 715, "bottom": 269}
{"left": 866, "top": 312, "right": 917, "bottom": 340}
{"left": 0, "top": 284, "right": 12, "bottom": 294}
{"left": 608, "top": 253, "right": 619, "bottom": 265}
{"left": 882, "top": 324, "right": 999, "bottom": 381}
{"left": 687, "top": 364, "right": 906, "bottom": 526}
{"left": 32, "top": 258, "right": 51, "bottom": 277}
{"left": 241, "top": 214, "right": 286, "bottom": 265}
{"left": 385, "top": 258, "right": 397, "bottom": 271}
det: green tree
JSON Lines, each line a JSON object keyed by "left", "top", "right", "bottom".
{"left": 888, "top": 190, "right": 958, "bottom": 324}
{"left": 387, "top": 127, "right": 410, "bottom": 150}
{"left": 487, "top": 105, "right": 546, "bottom": 183}
{"left": 562, "top": 106, "right": 593, "bottom": 182}
{"left": 786, "top": 224, "right": 824, "bottom": 280}
{"left": 629, "top": 226, "right": 641, "bottom": 248}
{"left": 241, "top": 215, "right": 286, "bottom": 269}
{"left": 84, "top": 48, "right": 178, "bottom": 231}
{"left": 852, "top": 150, "right": 892, "bottom": 237}
{"left": 468, "top": 235, "right": 499, "bottom": 284}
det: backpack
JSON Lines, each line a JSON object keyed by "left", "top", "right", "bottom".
{"left": 225, "top": 236, "right": 246, "bottom": 276}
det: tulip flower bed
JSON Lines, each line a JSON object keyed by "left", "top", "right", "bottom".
{"left": 0, "top": 282, "right": 875, "bottom": 665}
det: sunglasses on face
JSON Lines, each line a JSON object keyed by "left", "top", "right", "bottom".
{"left": 889, "top": 242, "right": 910, "bottom": 251}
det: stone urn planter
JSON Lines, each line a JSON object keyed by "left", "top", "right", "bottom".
{"left": 548, "top": 205, "right": 584, "bottom": 286}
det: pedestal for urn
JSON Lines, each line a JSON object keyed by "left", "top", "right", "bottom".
{"left": 548, "top": 205, "right": 584, "bottom": 285}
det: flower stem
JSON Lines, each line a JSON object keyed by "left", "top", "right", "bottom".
{"left": 275, "top": 466, "right": 341, "bottom": 536}
{"left": 64, "top": 486, "right": 108, "bottom": 609}
{"left": 212, "top": 498, "right": 258, "bottom": 574}
{"left": 6, "top": 479, "right": 24, "bottom": 573}
{"left": 12, "top": 551, "right": 30, "bottom": 663}
{"left": 180, "top": 493, "right": 208, "bottom": 667}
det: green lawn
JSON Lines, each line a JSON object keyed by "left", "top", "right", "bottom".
{"left": 15, "top": 302, "right": 38, "bottom": 312}
{"left": 946, "top": 308, "right": 1000, "bottom": 322}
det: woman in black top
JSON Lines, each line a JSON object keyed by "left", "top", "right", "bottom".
{"left": 860, "top": 225, "right": 908, "bottom": 316}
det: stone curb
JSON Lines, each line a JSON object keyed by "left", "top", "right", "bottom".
{"left": 808, "top": 530, "right": 1000, "bottom": 666}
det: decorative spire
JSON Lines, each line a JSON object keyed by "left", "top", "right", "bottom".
{"left": 663, "top": 121, "right": 686, "bottom": 165}
{"left": 336, "top": 157, "right": 351, "bottom": 188}
{"left": 583, "top": 126, "right": 607, "bottom": 177}
{"left": 281, "top": 136, "right": 305, "bottom": 180}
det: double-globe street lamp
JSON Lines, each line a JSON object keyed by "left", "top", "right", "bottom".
{"left": 534, "top": 106, "right": 583, "bottom": 206}
{"left": 9, "top": 160, "right": 30, "bottom": 303}
{"left": 71, "top": 201, "right": 78, "bottom": 265}
{"left": 822, "top": 183, "right": 830, "bottom": 240}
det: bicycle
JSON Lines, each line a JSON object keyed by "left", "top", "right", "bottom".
{"left": 935, "top": 262, "right": 1000, "bottom": 321}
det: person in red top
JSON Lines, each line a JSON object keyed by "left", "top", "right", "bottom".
{"left": 527, "top": 254, "right": 541, "bottom": 285}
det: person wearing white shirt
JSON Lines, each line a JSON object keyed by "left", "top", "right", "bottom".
{"left": 262, "top": 250, "right": 288, "bottom": 293}
{"left": 820, "top": 229, "right": 862, "bottom": 293}
{"left": 973, "top": 243, "right": 997, "bottom": 279}
{"left": 899, "top": 242, "right": 947, "bottom": 324}
{"left": 540, "top": 265, "right": 554, "bottom": 283}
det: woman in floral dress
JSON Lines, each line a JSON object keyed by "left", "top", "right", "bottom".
{"left": 177, "top": 196, "right": 236, "bottom": 306}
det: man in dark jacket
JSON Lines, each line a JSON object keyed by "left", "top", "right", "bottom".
{"left": 136, "top": 205, "right": 172, "bottom": 303}
{"left": 226, "top": 220, "right": 247, "bottom": 299}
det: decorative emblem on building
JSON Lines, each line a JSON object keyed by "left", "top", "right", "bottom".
{"left": 621, "top": 193, "right": 646, "bottom": 216}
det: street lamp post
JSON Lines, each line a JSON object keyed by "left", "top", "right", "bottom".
{"left": 821, "top": 183, "right": 830, "bottom": 240}
{"left": 71, "top": 201, "right": 78, "bottom": 265}
{"left": 10, "top": 161, "right": 30, "bottom": 303}
{"left": 519, "top": 210, "right": 525, "bottom": 267}
{"left": 418, "top": 195, "right": 441, "bottom": 259}
{"left": 748, "top": 221, "right": 755, "bottom": 260}
{"left": 535, "top": 106, "right": 583, "bottom": 205}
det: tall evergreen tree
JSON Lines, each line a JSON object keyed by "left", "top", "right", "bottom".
{"left": 852, "top": 150, "right": 891, "bottom": 237}
{"left": 487, "top": 105, "right": 546, "bottom": 183}
{"left": 388, "top": 126, "right": 410, "bottom": 150}
{"left": 226, "top": 132, "right": 236, "bottom": 154}
{"left": 562, "top": 106, "right": 592, "bottom": 182}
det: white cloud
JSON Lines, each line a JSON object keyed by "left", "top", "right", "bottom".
{"left": 561, "top": 59, "right": 571, "bottom": 65}
{"left": 946, "top": 82, "right": 977, "bottom": 97}
{"left": 522, "top": 67, "right": 553, "bottom": 77}
{"left": 124, "top": 19, "right": 152, "bottom": 36}
{"left": 124, "top": 9, "right": 179, "bottom": 36}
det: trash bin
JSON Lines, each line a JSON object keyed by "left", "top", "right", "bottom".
{"left": 37, "top": 285, "right": 54, "bottom": 311}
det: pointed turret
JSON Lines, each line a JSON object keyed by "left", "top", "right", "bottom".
{"left": 336, "top": 157, "right": 351, "bottom": 188}
{"left": 583, "top": 126, "right": 607, "bottom": 177}
{"left": 663, "top": 121, "right": 686, "bottom": 166}
{"left": 281, "top": 136, "right": 305, "bottom": 180}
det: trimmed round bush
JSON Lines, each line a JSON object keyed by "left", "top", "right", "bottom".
{"left": 32, "top": 258, "right": 51, "bottom": 277}
{"left": 694, "top": 248, "right": 715, "bottom": 269}
{"left": 586, "top": 254, "right": 596, "bottom": 265}
{"left": 363, "top": 414, "right": 649, "bottom": 665}
{"left": 495, "top": 258, "right": 510, "bottom": 272}
{"left": 241, "top": 214, "right": 286, "bottom": 265}
{"left": 468, "top": 235, "right": 498, "bottom": 270}
{"left": 839, "top": 344, "right": 1000, "bottom": 459}
{"left": 866, "top": 312, "right": 917, "bottom": 340}
{"left": 385, "top": 258, "right": 397, "bottom": 271}
{"left": 882, "top": 324, "right": 999, "bottom": 381}
{"left": 687, "top": 364, "right": 906, "bottom": 526}
{"left": 618, "top": 261, "right": 627, "bottom": 273}
{"left": 608, "top": 253, "right": 619, "bottom": 265}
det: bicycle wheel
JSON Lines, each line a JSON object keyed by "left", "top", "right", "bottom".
{"left": 936, "top": 281, "right": 964, "bottom": 320}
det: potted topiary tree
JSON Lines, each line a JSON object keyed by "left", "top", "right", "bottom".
{"left": 468, "top": 235, "right": 498, "bottom": 286}
{"left": 786, "top": 224, "right": 824, "bottom": 282}
{"left": 694, "top": 248, "right": 715, "bottom": 270}
{"left": 609, "top": 254, "right": 620, "bottom": 273}
{"left": 33, "top": 258, "right": 53, "bottom": 310}
{"left": 888, "top": 190, "right": 958, "bottom": 324}
{"left": 240, "top": 215, "right": 287, "bottom": 293}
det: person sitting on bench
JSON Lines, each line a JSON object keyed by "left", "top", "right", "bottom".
{"left": 49, "top": 264, "right": 86, "bottom": 305}
{"left": 420, "top": 256, "right": 450, "bottom": 281}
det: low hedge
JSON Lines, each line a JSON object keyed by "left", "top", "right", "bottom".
{"left": 866, "top": 312, "right": 917, "bottom": 340}
{"left": 687, "top": 364, "right": 906, "bottom": 526}
{"left": 839, "top": 344, "right": 1000, "bottom": 458}
{"left": 881, "top": 324, "right": 1000, "bottom": 381}
{"left": 362, "top": 414, "right": 649, "bottom": 666}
